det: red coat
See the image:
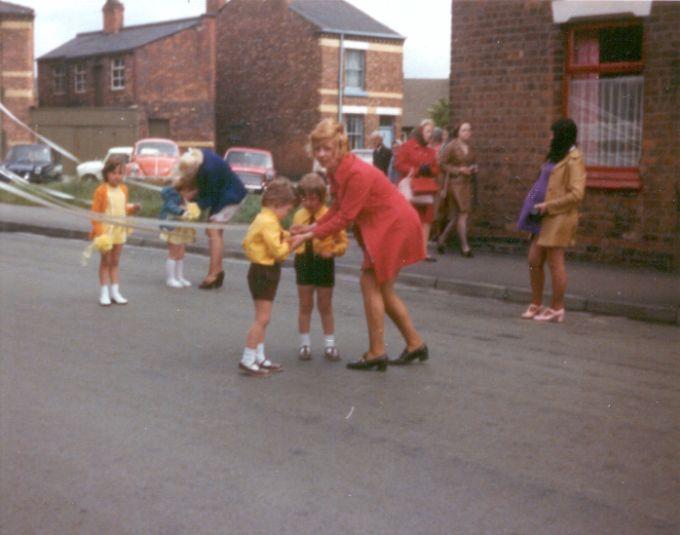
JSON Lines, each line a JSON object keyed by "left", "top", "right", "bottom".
{"left": 394, "top": 138, "right": 441, "bottom": 179}
{"left": 313, "top": 154, "right": 424, "bottom": 283}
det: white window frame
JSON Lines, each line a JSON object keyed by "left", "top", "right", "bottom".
{"left": 74, "top": 64, "right": 86, "bottom": 93}
{"left": 344, "top": 114, "right": 365, "bottom": 150}
{"left": 344, "top": 49, "right": 366, "bottom": 94}
{"left": 53, "top": 66, "right": 66, "bottom": 94}
{"left": 111, "top": 58, "right": 126, "bottom": 91}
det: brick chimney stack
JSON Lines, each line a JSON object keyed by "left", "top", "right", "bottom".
{"left": 206, "top": 0, "right": 228, "bottom": 15}
{"left": 103, "top": 0, "right": 124, "bottom": 34}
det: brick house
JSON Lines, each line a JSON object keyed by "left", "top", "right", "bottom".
{"left": 37, "top": 0, "right": 216, "bottom": 151}
{"left": 450, "top": 0, "right": 679, "bottom": 270}
{"left": 214, "top": 0, "right": 404, "bottom": 177}
{"left": 0, "top": 1, "right": 34, "bottom": 158}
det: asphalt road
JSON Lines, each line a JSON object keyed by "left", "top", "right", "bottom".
{"left": 1, "top": 233, "right": 678, "bottom": 534}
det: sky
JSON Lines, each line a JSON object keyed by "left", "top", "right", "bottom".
{"left": 19, "top": 0, "right": 451, "bottom": 79}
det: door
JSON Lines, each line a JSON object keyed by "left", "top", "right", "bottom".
{"left": 149, "top": 118, "right": 170, "bottom": 139}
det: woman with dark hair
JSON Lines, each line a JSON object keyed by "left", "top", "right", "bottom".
{"left": 517, "top": 118, "right": 586, "bottom": 323}
{"left": 395, "top": 119, "right": 441, "bottom": 261}
{"left": 290, "top": 119, "right": 428, "bottom": 371}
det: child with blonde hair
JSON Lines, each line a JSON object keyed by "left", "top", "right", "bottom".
{"left": 293, "top": 173, "right": 348, "bottom": 361}
{"left": 240, "top": 178, "right": 298, "bottom": 376}
{"left": 90, "top": 158, "right": 140, "bottom": 306}
{"left": 159, "top": 176, "right": 199, "bottom": 288}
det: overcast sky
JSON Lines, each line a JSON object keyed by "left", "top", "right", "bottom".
{"left": 20, "top": 0, "right": 451, "bottom": 79}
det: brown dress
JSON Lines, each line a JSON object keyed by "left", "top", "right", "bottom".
{"left": 439, "top": 138, "right": 476, "bottom": 215}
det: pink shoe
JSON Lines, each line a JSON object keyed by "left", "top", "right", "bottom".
{"left": 533, "top": 307, "right": 565, "bottom": 323}
{"left": 521, "top": 304, "right": 544, "bottom": 319}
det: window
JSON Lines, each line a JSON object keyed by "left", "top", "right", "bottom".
{"left": 566, "top": 22, "right": 644, "bottom": 189}
{"left": 53, "top": 66, "right": 66, "bottom": 94}
{"left": 111, "top": 58, "right": 126, "bottom": 90}
{"left": 379, "top": 116, "right": 395, "bottom": 147}
{"left": 74, "top": 64, "right": 86, "bottom": 93}
{"left": 344, "top": 114, "right": 365, "bottom": 149}
{"left": 345, "top": 50, "right": 365, "bottom": 93}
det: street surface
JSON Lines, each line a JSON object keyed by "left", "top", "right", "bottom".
{"left": 1, "top": 233, "right": 678, "bottom": 534}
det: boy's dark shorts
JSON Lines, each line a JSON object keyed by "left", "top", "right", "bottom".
{"left": 294, "top": 254, "right": 335, "bottom": 288}
{"left": 248, "top": 263, "right": 281, "bottom": 301}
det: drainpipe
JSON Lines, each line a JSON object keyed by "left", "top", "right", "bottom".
{"left": 337, "top": 33, "right": 344, "bottom": 123}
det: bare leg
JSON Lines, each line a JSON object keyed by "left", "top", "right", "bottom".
{"left": 246, "top": 300, "right": 273, "bottom": 349}
{"left": 205, "top": 228, "right": 224, "bottom": 280}
{"left": 422, "top": 223, "right": 431, "bottom": 256}
{"left": 457, "top": 213, "right": 470, "bottom": 253}
{"left": 360, "top": 269, "right": 386, "bottom": 358}
{"left": 527, "top": 238, "right": 546, "bottom": 306}
{"left": 297, "top": 285, "right": 314, "bottom": 335}
{"left": 381, "top": 280, "right": 423, "bottom": 351}
{"left": 437, "top": 217, "right": 456, "bottom": 247}
{"left": 546, "top": 247, "right": 567, "bottom": 309}
{"left": 108, "top": 244, "right": 123, "bottom": 284}
{"left": 316, "top": 287, "right": 335, "bottom": 335}
{"left": 168, "top": 243, "right": 183, "bottom": 261}
{"left": 99, "top": 250, "right": 111, "bottom": 285}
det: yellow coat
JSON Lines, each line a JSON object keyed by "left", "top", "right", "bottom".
{"left": 292, "top": 205, "right": 348, "bottom": 257}
{"left": 242, "top": 207, "right": 291, "bottom": 265}
{"left": 538, "top": 149, "right": 586, "bottom": 248}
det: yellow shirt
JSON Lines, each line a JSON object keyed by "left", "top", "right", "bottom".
{"left": 242, "top": 207, "right": 291, "bottom": 265}
{"left": 105, "top": 184, "right": 129, "bottom": 244}
{"left": 292, "top": 205, "right": 349, "bottom": 257}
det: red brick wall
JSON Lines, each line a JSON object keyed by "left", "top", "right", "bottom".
{"left": 450, "top": 0, "right": 679, "bottom": 270}
{"left": 0, "top": 12, "right": 35, "bottom": 156}
{"left": 215, "top": 0, "right": 322, "bottom": 176}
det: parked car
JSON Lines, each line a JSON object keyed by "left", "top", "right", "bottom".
{"left": 351, "top": 148, "right": 373, "bottom": 165}
{"left": 223, "top": 147, "right": 275, "bottom": 193}
{"left": 126, "top": 138, "right": 180, "bottom": 181}
{"left": 2, "top": 144, "right": 63, "bottom": 183}
{"left": 76, "top": 147, "right": 133, "bottom": 181}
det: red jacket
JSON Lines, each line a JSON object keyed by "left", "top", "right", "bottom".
{"left": 394, "top": 138, "right": 440, "bottom": 179}
{"left": 313, "top": 154, "right": 424, "bottom": 283}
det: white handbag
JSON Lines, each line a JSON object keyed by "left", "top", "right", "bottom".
{"left": 397, "top": 176, "right": 413, "bottom": 202}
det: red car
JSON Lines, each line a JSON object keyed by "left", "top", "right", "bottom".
{"left": 127, "top": 138, "right": 180, "bottom": 181}
{"left": 224, "top": 147, "right": 275, "bottom": 193}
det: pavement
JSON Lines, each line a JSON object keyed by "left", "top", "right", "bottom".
{"left": 1, "top": 202, "right": 679, "bottom": 325}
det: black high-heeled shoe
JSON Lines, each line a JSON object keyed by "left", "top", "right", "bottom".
{"left": 388, "top": 344, "right": 429, "bottom": 365}
{"left": 215, "top": 271, "right": 225, "bottom": 288}
{"left": 346, "top": 354, "right": 388, "bottom": 371}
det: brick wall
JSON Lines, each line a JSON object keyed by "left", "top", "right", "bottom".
{"left": 215, "top": 0, "right": 322, "bottom": 177}
{"left": 0, "top": 11, "right": 35, "bottom": 156}
{"left": 450, "top": 0, "right": 679, "bottom": 270}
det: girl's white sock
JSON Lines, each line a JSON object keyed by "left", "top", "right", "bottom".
{"left": 324, "top": 334, "right": 336, "bottom": 348}
{"left": 175, "top": 260, "right": 191, "bottom": 286}
{"left": 110, "top": 283, "right": 127, "bottom": 304}
{"left": 99, "top": 285, "right": 111, "bottom": 305}
{"left": 300, "top": 333, "right": 311, "bottom": 348}
{"left": 256, "top": 343, "right": 266, "bottom": 364}
{"left": 166, "top": 259, "right": 177, "bottom": 282}
{"left": 241, "top": 347, "right": 257, "bottom": 367}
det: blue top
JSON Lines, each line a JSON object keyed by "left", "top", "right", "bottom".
{"left": 517, "top": 161, "right": 555, "bottom": 234}
{"left": 159, "top": 186, "right": 185, "bottom": 231}
{"left": 196, "top": 149, "right": 247, "bottom": 215}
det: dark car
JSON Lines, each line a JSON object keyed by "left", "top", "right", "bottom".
{"left": 3, "top": 144, "right": 63, "bottom": 183}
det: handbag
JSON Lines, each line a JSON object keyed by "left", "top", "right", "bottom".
{"left": 411, "top": 176, "right": 439, "bottom": 195}
{"left": 397, "top": 175, "right": 413, "bottom": 202}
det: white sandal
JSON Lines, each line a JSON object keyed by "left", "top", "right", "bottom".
{"left": 521, "top": 304, "right": 543, "bottom": 319}
{"left": 534, "top": 307, "right": 565, "bottom": 323}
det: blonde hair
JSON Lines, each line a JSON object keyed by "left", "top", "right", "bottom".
{"left": 309, "top": 119, "right": 349, "bottom": 159}
{"left": 419, "top": 118, "right": 435, "bottom": 130}
{"left": 178, "top": 148, "right": 203, "bottom": 181}
{"left": 297, "top": 172, "right": 327, "bottom": 203}
{"left": 261, "top": 177, "right": 298, "bottom": 208}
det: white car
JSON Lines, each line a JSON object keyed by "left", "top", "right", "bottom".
{"left": 76, "top": 147, "right": 133, "bottom": 181}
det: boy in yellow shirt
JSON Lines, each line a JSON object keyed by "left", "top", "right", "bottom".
{"left": 240, "top": 178, "right": 297, "bottom": 376}
{"left": 292, "top": 173, "right": 348, "bottom": 361}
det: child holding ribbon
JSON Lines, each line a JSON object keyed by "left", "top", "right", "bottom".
{"left": 159, "top": 178, "right": 200, "bottom": 288}
{"left": 90, "top": 158, "right": 140, "bottom": 306}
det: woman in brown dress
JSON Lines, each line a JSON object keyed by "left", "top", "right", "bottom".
{"left": 436, "top": 122, "right": 477, "bottom": 257}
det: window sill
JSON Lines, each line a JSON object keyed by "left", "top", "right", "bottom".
{"left": 586, "top": 167, "right": 641, "bottom": 190}
{"left": 344, "top": 88, "right": 368, "bottom": 97}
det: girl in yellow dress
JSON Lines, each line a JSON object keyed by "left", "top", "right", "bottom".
{"left": 90, "top": 159, "right": 140, "bottom": 306}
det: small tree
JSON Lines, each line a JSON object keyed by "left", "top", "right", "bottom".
{"left": 428, "top": 98, "right": 450, "bottom": 129}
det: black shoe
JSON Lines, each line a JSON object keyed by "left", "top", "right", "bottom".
{"left": 425, "top": 256, "right": 437, "bottom": 263}
{"left": 215, "top": 271, "right": 225, "bottom": 288}
{"left": 388, "top": 344, "right": 429, "bottom": 365}
{"left": 346, "top": 354, "right": 388, "bottom": 371}
{"left": 436, "top": 244, "right": 446, "bottom": 254}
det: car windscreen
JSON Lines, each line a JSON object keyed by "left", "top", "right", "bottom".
{"left": 136, "top": 142, "right": 179, "bottom": 157}
{"left": 226, "top": 151, "right": 272, "bottom": 168}
{"left": 6, "top": 145, "right": 51, "bottom": 164}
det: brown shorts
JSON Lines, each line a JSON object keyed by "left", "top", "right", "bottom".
{"left": 247, "top": 263, "right": 281, "bottom": 301}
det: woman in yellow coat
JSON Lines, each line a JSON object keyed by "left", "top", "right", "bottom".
{"left": 517, "top": 118, "right": 586, "bottom": 323}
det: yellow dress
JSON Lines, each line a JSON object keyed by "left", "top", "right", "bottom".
{"left": 105, "top": 185, "right": 129, "bottom": 245}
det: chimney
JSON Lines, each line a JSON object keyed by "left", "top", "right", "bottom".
{"left": 206, "top": 0, "right": 228, "bottom": 15}
{"left": 103, "top": 0, "right": 124, "bottom": 34}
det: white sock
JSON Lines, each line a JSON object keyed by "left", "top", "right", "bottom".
{"left": 241, "top": 347, "right": 257, "bottom": 367}
{"left": 324, "top": 334, "right": 336, "bottom": 348}
{"left": 110, "top": 284, "right": 127, "bottom": 303}
{"left": 175, "top": 260, "right": 190, "bottom": 285}
{"left": 256, "top": 343, "right": 266, "bottom": 364}
{"left": 166, "top": 259, "right": 177, "bottom": 282}
{"left": 300, "top": 333, "right": 311, "bottom": 348}
{"left": 100, "top": 285, "right": 110, "bottom": 299}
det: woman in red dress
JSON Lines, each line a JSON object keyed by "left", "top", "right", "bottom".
{"left": 394, "top": 119, "right": 441, "bottom": 261}
{"left": 290, "top": 119, "right": 428, "bottom": 371}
